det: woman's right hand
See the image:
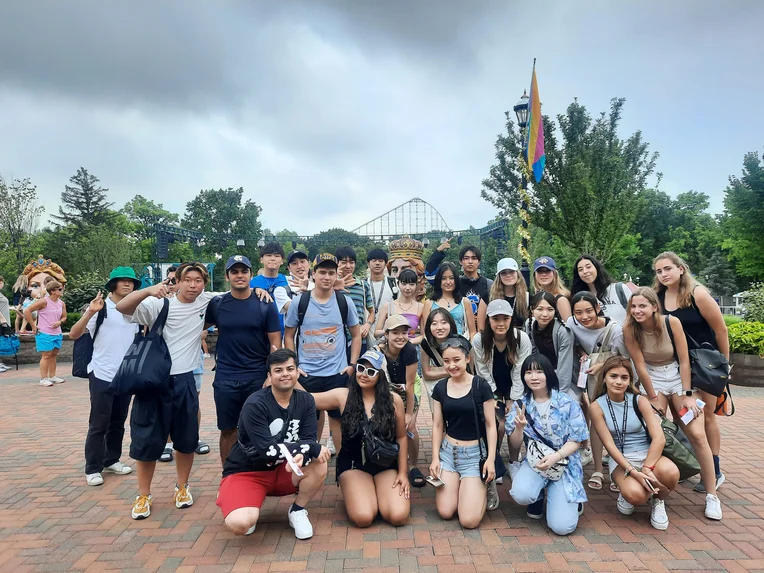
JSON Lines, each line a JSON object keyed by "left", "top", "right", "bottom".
{"left": 429, "top": 459, "right": 441, "bottom": 481}
{"left": 514, "top": 403, "right": 527, "bottom": 431}
{"left": 630, "top": 469, "right": 657, "bottom": 493}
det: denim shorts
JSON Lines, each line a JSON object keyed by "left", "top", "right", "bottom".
{"left": 645, "top": 361, "right": 683, "bottom": 396}
{"left": 439, "top": 440, "right": 482, "bottom": 479}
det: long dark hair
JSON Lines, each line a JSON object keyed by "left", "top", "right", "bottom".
{"left": 571, "top": 255, "right": 613, "bottom": 301}
{"left": 432, "top": 262, "right": 462, "bottom": 301}
{"left": 519, "top": 354, "right": 559, "bottom": 398}
{"left": 341, "top": 362, "right": 396, "bottom": 442}
{"left": 424, "top": 307, "right": 457, "bottom": 351}
{"left": 570, "top": 291, "right": 600, "bottom": 325}
{"left": 479, "top": 315, "right": 519, "bottom": 367}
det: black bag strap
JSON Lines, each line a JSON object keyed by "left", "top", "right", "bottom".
{"left": 615, "top": 282, "right": 629, "bottom": 310}
{"left": 470, "top": 377, "right": 487, "bottom": 460}
{"left": 91, "top": 304, "right": 108, "bottom": 343}
{"left": 296, "top": 290, "right": 350, "bottom": 350}
{"left": 150, "top": 298, "right": 170, "bottom": 336}
{"left": 387, "top": 276, "right": 398, "bottom": 300}
{"left": 632, "top": 393, "right": 647, "bottom": 433}
{"left": 516, "top": 398, "right": 557, "bottom": 450}
{"left": 664, "top": 316, "right": 679, "bottom": 363}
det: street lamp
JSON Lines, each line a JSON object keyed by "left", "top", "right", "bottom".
{"left": 513, "top": 89, "right": 531, "bottom": 285}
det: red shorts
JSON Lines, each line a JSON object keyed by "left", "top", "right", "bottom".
{"left": 216, "top": 464, "right": 298, "bottom": 517}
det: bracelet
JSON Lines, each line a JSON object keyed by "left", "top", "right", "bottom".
{"left": 624, "top": 466, "right": 634, "bottom": 478}
{"left": 644, "top": 464, "right": 656, "bottom": 471}
{"left": 649, "top": 395, "right": 658, "bottom": 400}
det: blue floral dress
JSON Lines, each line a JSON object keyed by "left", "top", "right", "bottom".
{"left": 505, "top": 389, "right": 589, "bottom": 503}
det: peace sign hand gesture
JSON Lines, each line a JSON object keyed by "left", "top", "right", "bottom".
{"left": 514, "top": 403, "right": 527, "bottom": 431}
{"left": 87, "top": 291, "right": 104, "bottom": 315}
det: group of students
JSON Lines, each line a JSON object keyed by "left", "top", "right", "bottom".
{"left": 72, "top": 240, "right": 729, "bottom": 540}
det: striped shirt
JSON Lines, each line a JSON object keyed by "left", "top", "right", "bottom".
{"left": 345, "top": 278, "right": 372, "bottom": 344}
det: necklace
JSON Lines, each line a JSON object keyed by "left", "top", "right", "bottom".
{"left": 442, "top": 297, "right": 455, "bottom": 309}
{"left": 398, "top": 300, "right": 414, "bottom": 312}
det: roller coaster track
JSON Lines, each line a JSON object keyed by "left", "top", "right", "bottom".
{"left": 351, "top": 197, "right": 451, "bottom": 237}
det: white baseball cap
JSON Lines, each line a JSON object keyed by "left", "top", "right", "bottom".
{"left": 496, "top": 258, "right": 519, "bottom": 274}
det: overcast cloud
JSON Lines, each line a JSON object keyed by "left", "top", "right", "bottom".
{"left": 1, "top": 0, "right": 762, "bottom": 235}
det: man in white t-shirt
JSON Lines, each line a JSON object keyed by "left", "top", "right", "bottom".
{"left": 69, "top": 266, "right": 141, "bottom": 488}
{"left": 364, "top": 248, "right": 397, "bottom": 343}
{"left": 116, "top": 262, "right": 220, "bottom": 520}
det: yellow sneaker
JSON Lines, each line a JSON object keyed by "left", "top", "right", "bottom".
{"left": 174, "top": 484, "right": 193, "bottom": 509}
{"left": 131, "top": 494, "right": 152, "bottom": 520}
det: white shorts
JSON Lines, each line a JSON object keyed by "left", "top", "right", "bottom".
{"left": 645, "top": 362, "right": 683, "bottom": 396}
{"left": 608, "top": 448, "right": 649, "bottom": 478}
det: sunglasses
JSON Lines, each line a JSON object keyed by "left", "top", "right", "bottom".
{"left": 166, "top": 278, "right": 177, "bottom": 285}
{"left": 355, "top": 363, "right": 379, "bottom": 378}
{"left": 439, "top": 336, "right": 471, "bottom": 352}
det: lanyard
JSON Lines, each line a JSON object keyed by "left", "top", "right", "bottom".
{"left": 370, "top": 279, "right": 386, "bottom": 313}
{"left": 605, "top": 396, "right": 629, "bottom": 453}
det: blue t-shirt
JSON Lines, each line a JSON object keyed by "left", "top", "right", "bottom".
{"left": 205, "top": 292, "right": 281, "bottom": 382}
{"left": 284, "top": 292, "right": 359, "bottom": 377}
{"left": 250, "top": 274, "right": 290, "bottom": 334}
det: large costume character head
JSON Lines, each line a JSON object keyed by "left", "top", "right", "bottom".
{"left": 23, "top": 255, "right": 67, "bottom": 299}
{"left": 387, "top": 237, "right": 426, "bottom": 300}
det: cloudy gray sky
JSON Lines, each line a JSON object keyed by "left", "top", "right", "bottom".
{"left": 1, "top": 0, "right": 762, "bottom": 235}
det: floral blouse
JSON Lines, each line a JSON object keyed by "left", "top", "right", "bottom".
{"left": 505, "top": 389, "right": 589, "bottom": 503}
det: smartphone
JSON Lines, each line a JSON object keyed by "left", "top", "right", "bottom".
{"left": 406, "top": 430, "right": 415, "bottom": 439}
{"left": 425, "top": 475, "right": 445, "bottom": 488}
{"left": 644, "top": 478, "right": 657, "bottom": 494}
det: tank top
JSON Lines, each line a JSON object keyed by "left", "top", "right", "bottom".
{"left": 657, "top": 289, "right": 717, "bottom": 349}
{"left": 641, "top": 327, "right": 674, "bottom": 366}
{"left": 340, "top": 409, "right": 395, "bottom": 467}
{"left": 431, "top": 300, "right": 466, "bottom": 335}
{"left": 594, "top": 393, "right": 651, "bottom": 454}
{"left": 387, "top": 302, "right": 420, "bottom": 338}
{"left": 37, "top": 296, "right": 63, "bottom": 335}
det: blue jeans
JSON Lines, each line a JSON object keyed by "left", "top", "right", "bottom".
{"left": 509, "top": 460, "right": 579, "bottom": 536}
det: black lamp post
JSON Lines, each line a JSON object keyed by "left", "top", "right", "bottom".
{"left": 513, "top": 90, "right": 531, "bottom": 285}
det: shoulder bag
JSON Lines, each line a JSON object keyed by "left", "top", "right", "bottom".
{"left": 586, "top": 321, "right": 617, "bottom": 400}
{"left": 362, "top": 409, "right": 400, "bottom": 467}
{"left": 72, "top": 305, "right": 107, "bottom": 378}
{"left": 518, "top": 399, "right": 568, "bottom": 481}
{"left": 665, "top": 313, "right": 729, "bottom": 397}
{"left": 109, "top": 298, "right": 172, "bottom": 396}
{"left": 632, "top": 393, "right": 700, "bottom": 480}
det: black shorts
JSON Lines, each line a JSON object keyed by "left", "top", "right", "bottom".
{"left": 129, "top": 371, "right": 199, "bottom": 461}
{"left": 299, "top": 372, "right": 349, "bottom": 419}
{"left": 213, "top": 376, "right": 267, "bottom": 431}
{"left": 336, "top": 449, "right": 398, "bottom": 482}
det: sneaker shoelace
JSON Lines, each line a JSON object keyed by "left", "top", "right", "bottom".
{"left": 134, "top": 495, "right": 151, "bottom": 512}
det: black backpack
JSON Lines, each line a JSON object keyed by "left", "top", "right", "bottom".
{"left": 72, "top": 305, "right": 107, "bottom": 379}
{"left": 295, "top": 290, "right": 350, "bottom": 353}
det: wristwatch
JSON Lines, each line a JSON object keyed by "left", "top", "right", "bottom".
{"left": 681, "top": 390, "right": 693, "bottom": 397}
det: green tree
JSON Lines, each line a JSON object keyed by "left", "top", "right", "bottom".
{"left": 305, "top": 228, "right": 364, "bottom": 259}
{"left": 699, "top": 251, "right": 738, "bottom": 297}
{"left": 182, "top": 187, "right": 262, "bottom": 256}
{"left": 122, "top": 195, "right": 180, "bottom": 240}
{"left": 52, "top": 167, "right": 115, "bottom": 228}
{"left": 722, "top": 150, "right": 764, "bottom": 280}
{"left": 0, "top": 175, "right": 44, "bottom": 272}
{"left": 482, "top": 98, "right": 658, "bottom": 268}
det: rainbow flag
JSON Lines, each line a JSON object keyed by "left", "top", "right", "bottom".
{"left": 526, "top": 64, "right": 545, "bottom": 183}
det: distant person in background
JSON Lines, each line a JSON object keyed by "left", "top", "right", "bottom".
{"left": 0, "top": 276, "right": 11, "bottom": 372}
{"left": 12, "top": 274, "right": 28, "bottom": 332}
{"left": 25, "top": 280, "right": 67, "bottom": 387}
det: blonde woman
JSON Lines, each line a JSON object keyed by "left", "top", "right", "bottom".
{"left": 531, "top": 257, "right": 571, "bottom": 322}
{"left": 476, "top": 258, "right": 529, "bottom": 331}
{"left": 653, "top": 252, "right": 729, "bottom": 494}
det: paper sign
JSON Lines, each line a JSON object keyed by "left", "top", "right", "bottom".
{"left": 278, "top": 443, "right": 304, "bottom": 477}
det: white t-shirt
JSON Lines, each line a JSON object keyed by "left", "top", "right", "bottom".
{"left": 127, "top": 292, "right": 217, "bottom": 375}
{"left": 368, "top": 278, "right": 395, "bottom": 331}
{"left": 599, "top": 283, "right": 633, "bottom": 325}
{"left": 87, "top": 297, "right": 139, "bottom": 382}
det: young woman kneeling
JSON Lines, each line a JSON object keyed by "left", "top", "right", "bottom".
{"left": 506, "top": 355, "right": 589, "bottom": 536}
{"left": 310, "top": 349, "right": 410, "bottom": 527}
{"left": 590, "top": 356, "right": 679, "bottom": 530}
{"left": 429, "top": 336, "right": 496, "bottom": 528}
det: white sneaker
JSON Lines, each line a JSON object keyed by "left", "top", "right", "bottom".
{"left": 326, "top": 437, "right": 336, "bottom": 456}
{"left": 617, "top": 493, "right": 635, "bottom": 515}
{"left": 39, "top": 378, "right": 53, "bottom": 387}
{"left": 49, "top": 376, "right": 65, "bottom": 384}
{"left": 0, "top": 364, "right": 10, "bottom": 371}
{"left": 203, "top": 353, "right": 211, "bottom": 359}
{"left": 244, "top": 523, "right": 257, "bottom": 536}
{"left": 486, "top": 480, "right": 500, "bottom": 511}
{"left": 496, "top": 476, "right": 503, "bottom": 485}
{"left": 650, "top": 498, "right": 669, "bottom": 530}
{"left": 580, "top": 447, "right": 593, "bottom": 467}
{"left": 104, "top": 462, "right": 133, "bottom": 475}
{"left": 288, "top": 506, "right": 314, "bottom": 539}
{"left": 86, "top": 473, "right": 104, "bottom": 486}
{"left": 694, "top": 473, "right": 726, "bottom": 493}
{"left": 705, "top": 494, "right": 723, "bottom": 520}
{"left": 507, "top": 461, "right": 521, "bottom": 480}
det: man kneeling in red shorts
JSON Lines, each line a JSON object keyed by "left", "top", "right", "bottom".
{"left": 217, "top": 348, "right": 330, "bottom": 539}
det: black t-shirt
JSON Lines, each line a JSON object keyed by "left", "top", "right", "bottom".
{"left": 205, "top": 292, "right": 281, "bottom": 382}
{"left": 533, "top": 321, "right": 558, "bottom": 368}
{"left": 385, "top": 342, "right": 419, "bottom": 399}
{"left": 480, "top": 292, "right": 525, "bottom": 328}
{"left": 223, "top": 388, "right": 322, "bottom": 477}
{"left": 492, "top": 345, "right": 512, "bottom": 397}
{"left": 432, "top": 376, "right": 493, "bottom": 441}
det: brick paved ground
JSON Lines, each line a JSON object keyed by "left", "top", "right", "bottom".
{"left": 1, "top": 359, "right": 763, "bottom": 573}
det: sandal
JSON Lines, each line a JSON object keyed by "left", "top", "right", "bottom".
{"left": 195, "top": 441, "right": 210, "bottom": 455}
{"left": 609, "top": 482, "right": 620, "bottom": 493}
{"left": 409, "top": 467, "right": 426, "bottom": 488}
{"left": 159, "top": 447, "right": 173, "bottom": 463}
{"left": 587, "top": 471, "right": 604, "bottom": 490}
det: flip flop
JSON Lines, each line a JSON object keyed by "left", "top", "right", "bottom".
{"left": 159, "top": 447, "right": 173, "bottom": 463}
{"left": 587, "top": 471, "right": 604, "bottom": 490}
{"left": 409, "top": 467, "right": 426, "bottom": 488}
{"left": 195, "top": 441, "right": 211, "bottom": 455}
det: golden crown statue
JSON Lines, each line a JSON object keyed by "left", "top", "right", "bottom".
{"left": 23, "top": 255, "right": 67, "bottom": 284}
{"left": 388, "top": 237, "right": 424, "bottom": 261}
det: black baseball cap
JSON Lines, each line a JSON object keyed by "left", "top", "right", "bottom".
{"left": 287, "top": 250, "right": 309, "bottom": 265}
